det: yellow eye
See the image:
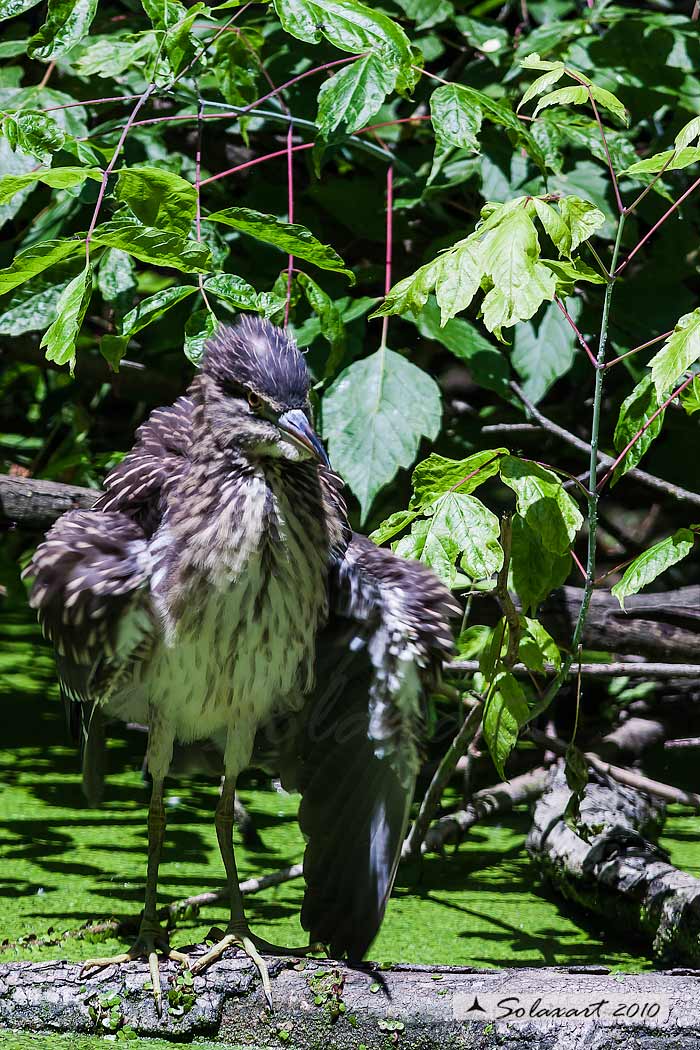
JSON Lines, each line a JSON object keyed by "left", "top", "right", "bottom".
{"left": 248, "top": 392, "right": 262, "bottom": 410}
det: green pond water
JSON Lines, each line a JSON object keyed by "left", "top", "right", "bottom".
{"left": 2, "top": 606, "right": 700, "bottom": 1048}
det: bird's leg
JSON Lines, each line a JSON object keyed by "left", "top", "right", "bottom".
{"left": 82, "top": 723, "right": 186, "bottom": 1014}
{"left": 190, "top": 776, "right": 320, "bottom": 1004}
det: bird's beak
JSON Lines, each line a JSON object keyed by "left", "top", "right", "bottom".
{"left": 279, "top": 409, "right": 330, "bottom": 466}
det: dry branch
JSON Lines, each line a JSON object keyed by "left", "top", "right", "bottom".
{"left": 4, "top": 954, "right": 700, "bottom": 1047}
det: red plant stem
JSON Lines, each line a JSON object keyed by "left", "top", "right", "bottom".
{"left": 588, "top": 91, "right": 624, "bottom": 215}
{"left": 380, "top": 165, "right": 394, "bottom": 350}
{"left": 284, "top": 120, "right": 294, "bottom": 328}
{"left": 38, "top": 61, "right": 56, "bottom": 89}
{"left": 615, "top": 175, "right": 700, "bottom": 276}
{"left": 555, "top": 297, "right": 598, "bottom": 368}
{"left": 84, "top": 83, "right": 156, "bottom": 265}
{"left": 570, "top": 547, "right": 587, "bottom": 581}
{"left": 43, "top": 93, "right": 143, "bottom": 113}
{"left": 200, "top": 142, "right": 313, "bottom": 186}
{"left": 596, "top": 374, "right": 695, "bottom": 491}
{"left": 195, "top": 98, "right": 212, "bottom": 313}
{"left": 603, "top": 329, "right": 673, "bottom": 371}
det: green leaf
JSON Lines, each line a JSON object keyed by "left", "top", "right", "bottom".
{"left": 611, "top": 530, "right": 695, "bottom": 610}
{"left": 0, "top": 0, "right": 43, "bottom": 17}
{"left": 541, "top": 257, "right": 606, "bottom": 297}
{"left": 40, "top": 263, "right": 92, "bottom": 370}
{"left": 649, "top": 308, "right": 700, "bottom": 399}
{"left": 675, "top": 116, "right": 700, "bottom": 150}
{"left": 0, "top": 238, "right": 84, "bottom": 297}
{"left": 97, "top": 249, "right": 136, "bottom": 307}
{"left": 0, "top": 165, "right": 101, "bottom": 206}
{"left": 407, "top": 298, "right": 510, "bottom": 397}
{"left": 322, "top": 347, "right": 442, "bottom": 522}
{"left": 483, "top": 671, "right": 528, "bottom": 779}
{"left": 115, "top": 167, "right": 197, "bottom": 236}
{"left": 518, "top": 67, "right": 566, "bottom": 111}
{"left": 430, "top": 84, "right": 483, "bottom": 153}
{"left": 395, "top": 491, "right": 502, "bottom": 586}
{"left": 0, "top": 272, "right": 74, "bottom": 336}
{"left": 480, "top": 206, "right": 556, "bottom": 339}
{"left": 273, "top": 0, "right": 413, "bottom": 81}
{"left": 500, "top": 456, "right": 583, "bottom": 555}
{"left": 27, "top": 0, "right": 98, "bottom": 60}
{"left": 207, "top": 207, "right": 353, "bottom": 279}
{"left": 296, "top": 272, "right": 345, "bottom": 355}
{"left": 369, "top": 508, "right": 419, "bottom": 546}
{"left": 204, "top": 273, "right": 260, "bottom": 312}
{"left": 623, "top": 147, "right": 700, "bottom": 176}
{"left": 317, "top": 54, "right": 395, "bottom": 138}
{"left": 533, "top": 85, "right": 589, "bottom": 117}
{"left": 558, "top": 196, "right": 605, "bottom": 252}
{"left": 434, "top": 241, "right": 483, "bottom": 324}
{"left": 91, "top": 220, "right": 212, "bottom": 273}
{"left": 456, "top": 86, "right": 545, "bottom": 168}
{"left": 410, "top": 449, "right": 506, "bottom": 509}
{"left": 73, "top": 32, "right": 158, "bottom": 78}
{"left": 590, "top": 84, "right": 629, "bottom": 127}
{"left": 1, "top": 111, "right": 65, "bottom": 161}
{"left": 184, "top": 308, "right": 216, "bottom": 366}
{"left": 519, "top": 616, "right": 561, "bottom": 673}
{"left": 455, "top": 624, "right": 492, "bottom": 660}
{"left": 512, "top": 298, "right": 578, "bottom": 405}
{"left": 681, "top": 376, "right": 700, "bottom": 417}
{"left": 102, "top": 285, "right": 198, "bottom": 367}
{"left": 510, "top": 515, "right": 570, "bottom": 614}
{"left": 532, "top": 198, "right": 571, "bottom": 257}
{"left": 611, "top": 374, "right": 664, "bottom": 485}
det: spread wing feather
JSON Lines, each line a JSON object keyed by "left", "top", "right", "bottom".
{"left": 281, "top": 534, "right": 459, "bottom": 960}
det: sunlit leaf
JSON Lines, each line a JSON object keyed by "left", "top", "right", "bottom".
{"left": 612, "top": 530, "right": 695, "bottom": 609}
{"left": 0, "top": 165, "right": 101, "bottom": 206}
{"left": 28, "top": 0, "right": 98, "bottom": 60}
{"left": 369, "top": 508, "right": 419, "bottom": 546}
{"left": 91, "top": 220, "right": 212, "bottom": 273}
{"left": 97, "top": 249, "right": 136, "bottom": 308}
{"left": 623, "top": 146, "right": 700, "bottom": 176}
{"left": 207, "top": 207, "right": 353, "bottom": 279}
{"left": 611, "top": 373, "right": 664, "bottom": 485}
{"left": 394, "top": 491, "right": 502, "bottom": 585}
{"left": 317, "top": 53, "right": 395, "bottom": 137}
{"left": 483, "top": 671, "right": 528, "bottom": 779}
{"left": 101, "top": 285, "right": 198, "bottom": 367}
{"left": 500, "top": 456, "right": 583, "bottom": 555}
{"left": 0, "top": 238, "right": 84, "bottom": 297}
{"left": 649, "top": 308, "right": 700, "bottom": 399}
{"left": 1, "top": 111, "right": 65, "bottom": 160}
{"left": 184, "top": 308, "right": 216, "bottom": 366}
{"left": 410, "top": 449, "right": 507, "bottom": 509}
{"left": 204, "top": 273, "right": 260, "bottom": 311}
{"left": 115, "top": 166, "right": 197, "bottom": 236}
{"left": 430, "top": 83, "right": 483, "bottom": 152}
{"left": 40, "top": 263, "right": 92, "bottom": 370}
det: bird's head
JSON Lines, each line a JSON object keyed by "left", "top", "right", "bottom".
{"left": 198, "top": 316, "right": 329, "bottom": 466}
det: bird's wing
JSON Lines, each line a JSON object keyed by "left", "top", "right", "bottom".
{"left": 24, "top": 509, "right": 155, "bottom": 707}
{"left": 94, "top": 395, "right": 193, "bottom": 533}
{"left": 285, "top": 534, "right": 459, "bottom": 960}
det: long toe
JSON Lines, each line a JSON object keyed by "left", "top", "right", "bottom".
{"left": 190, "top": 930, "right": 273, "bottom": 1008}
{"left": 81, "top": 927, "right": 186, "bottom": 1014}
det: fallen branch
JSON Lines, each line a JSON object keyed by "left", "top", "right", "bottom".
{"left": 448, "top": 659, "right": 700, "bottom": 679}
{"left": 4, "top": 954, "right": 700, "bottom": 1045}
{"left": 527, "top": 764, "right": 700, "bottom": 966}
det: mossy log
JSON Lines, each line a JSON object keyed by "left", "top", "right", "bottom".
{"left": 527, "top": 764, "right": 700, "bottom": 966}
{"left": 3, "top": 955, "right": 700, "bottom": 1048}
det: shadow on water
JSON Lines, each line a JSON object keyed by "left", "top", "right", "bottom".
{"left": 0, "top": 601, "right": 687, "bottom": 971}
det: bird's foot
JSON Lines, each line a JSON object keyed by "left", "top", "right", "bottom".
{"left": 81, "top": 921, "right": 190, "bottom": 1016}
{"left": 190, "top": 924, "right": 324, "bottom": 1007}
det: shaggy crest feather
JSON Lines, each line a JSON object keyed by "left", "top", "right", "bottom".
{"left": 201, "top": 315, "right": 309, "bottom": 409}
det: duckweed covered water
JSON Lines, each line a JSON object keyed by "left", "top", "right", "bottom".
{"left": 3, "top": 606, "right": 700, "bottom": 1048}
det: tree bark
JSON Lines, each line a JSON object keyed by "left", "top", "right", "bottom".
{"left": 527, "top": 764, "right": 700, "bottom": 967}
{"left": 3, "top": 954, "right": 700, "bottom": 1047}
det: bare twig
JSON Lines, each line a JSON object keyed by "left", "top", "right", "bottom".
{"left": 448, "top": 659, "right": 700, "bottom": 679}
{"left": 528, "top": 729, "right": 700, "bottom": 810}
{"left": 615, "top": 175, "right": 700, "bottom": 276}
{"left": 509, "top": 380, "right": 700, "bottom": 508}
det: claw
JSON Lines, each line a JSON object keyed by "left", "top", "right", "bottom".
{"left": 81, "top": 926, "right": 191, "bottom": 1015}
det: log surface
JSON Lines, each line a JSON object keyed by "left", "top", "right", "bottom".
{"left": 3, "top": 955, "right": 700, "bottom": 1048}
{"left": 527, "top": 764, "right": 700, "bottom": 966}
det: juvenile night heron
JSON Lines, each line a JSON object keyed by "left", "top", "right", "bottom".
{"left": 26, "top": 317, "right": 458, "bottom": 1009}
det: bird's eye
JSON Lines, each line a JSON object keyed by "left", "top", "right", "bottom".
{"left": 247, "top": 392, "right": 262, "bottom": 411}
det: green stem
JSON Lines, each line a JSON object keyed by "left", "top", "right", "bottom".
{"left": 527, "top": 213, "right": 626, "bottom": 724}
